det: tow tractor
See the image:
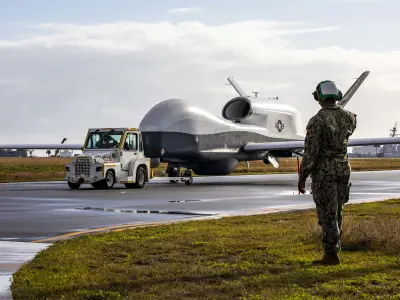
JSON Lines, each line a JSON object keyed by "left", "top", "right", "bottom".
{"left": 65, "top": 127, "right": 193, "bottom": 189}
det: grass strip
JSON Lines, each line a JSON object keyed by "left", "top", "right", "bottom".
{"left": 1, "top": 157, "right": 400, "bottom": 183}
{"left": 11, "top": 198, "right": 400, "bottom": 299}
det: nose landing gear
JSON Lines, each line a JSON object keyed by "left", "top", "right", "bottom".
{"left": 166, "top": 165, "right": 193, "bottom": 185}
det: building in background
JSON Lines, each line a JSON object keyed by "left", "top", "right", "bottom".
{"left": 381, "top": 123, "right": 400, "bottom": 157}
{"left": 59, "top": 150, "right": 73, "bottom": 157}
{"left": 0, "top": 149, "right": 28, "bottom": 157}
{"left": 350, "top": 122, "right": 399, "bottom": 157}
{"left": 351, "top": 145, "right": 381, "bottom": 157}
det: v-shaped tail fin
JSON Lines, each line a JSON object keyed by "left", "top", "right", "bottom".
{"left": 337, "top": 70, "right": 370, "bottom": 108}
{"left": 227, "top": 77, "right": 248, "bottom": 97}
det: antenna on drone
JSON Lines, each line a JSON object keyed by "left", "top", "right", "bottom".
{"left": 226, "top": 77, "right": 278, "bottom": 100}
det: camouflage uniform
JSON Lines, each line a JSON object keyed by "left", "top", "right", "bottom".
{"left": 299, "top": 106, "right": 357, "bottom": 254}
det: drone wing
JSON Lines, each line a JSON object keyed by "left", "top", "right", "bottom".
{"left": 0, "top": 144, "right": 82, "bottom": 150}
{"left": 243, "top": 136, "right": 400, "bottom": 152}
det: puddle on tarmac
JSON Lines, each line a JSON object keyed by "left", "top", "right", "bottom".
{"left": 70, "top": 207, "right": 215, "bottom": 216}
{"left": 169, "top": 200, "right": 201, "bottom": 203}
{"left": 278, "top": 191, "right": 312, "bottom": 196}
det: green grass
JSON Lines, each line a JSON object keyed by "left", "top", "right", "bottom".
{"left": 11, "top": 199, "right": 400, "bottom": 299}
{"left": 0, "top": 157, "right": 66, "bottom": 182}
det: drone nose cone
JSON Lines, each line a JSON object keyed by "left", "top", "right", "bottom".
{"left": 140, "top": 98, "right": 191, "bottom": 132}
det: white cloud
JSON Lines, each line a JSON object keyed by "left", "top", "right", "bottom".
{"left": 0, "top": 20, "right": 399, "bottom": 147}
{"left": 167, "top": 7, "right": 202, "bottom": 14}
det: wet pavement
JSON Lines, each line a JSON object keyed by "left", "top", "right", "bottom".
{"left": 1, "top": 171, "right": 400, "bottom": 299}
{"left": 0, "top": 241, "right": 50, "bottom": 299}
{"left": 1, "top": 171, "right": 400, "bottom": 242}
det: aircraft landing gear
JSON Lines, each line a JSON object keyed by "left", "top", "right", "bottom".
{"left": 165, "top": 164, "right": 193, "bottom": 185}
{"left": 168, "top": 166, "right": 180, "bottom": 183}
{"left": 183, "top": 169, "right": 193, "bottom": 185}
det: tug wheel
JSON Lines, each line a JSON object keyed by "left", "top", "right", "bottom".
{"left": 68, "top": 181, "right": 81, "bottom": 189}
{"left": 104, "top": 170, "right": 115, "bottom": 189}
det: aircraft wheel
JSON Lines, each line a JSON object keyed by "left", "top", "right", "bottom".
{"left": 183, "top": 169, "right": 193, "bottom": 185}
{"left": 168, "top": 166, "right": 180, "bottom": 183}
{"left": 68, "top": 181, "right": 81, "bottom": 189}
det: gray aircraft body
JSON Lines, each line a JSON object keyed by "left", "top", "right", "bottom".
{"left": 139, "top": 96, "right": 303, "bottom": 175}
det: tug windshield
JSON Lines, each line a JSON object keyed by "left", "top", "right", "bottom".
{"left": 84, "top": 130, "right": 124, "bottom": 149}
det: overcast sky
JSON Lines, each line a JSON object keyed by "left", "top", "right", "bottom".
{"left": 0, "top": 0, "right": 399, "bottom": 149}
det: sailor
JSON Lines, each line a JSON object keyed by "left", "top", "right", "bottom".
{"left": 298, "top": 80, "right": 357, "bottom": 265}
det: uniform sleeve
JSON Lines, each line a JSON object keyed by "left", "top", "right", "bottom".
{"left": 343, "top": 108, "right": 357, "bottom": 132}
{"left": 352, "top": 113, "right": 357, "bottom": 131}
{"left": 299, "top": 116, "right": 322, "bottom": 182}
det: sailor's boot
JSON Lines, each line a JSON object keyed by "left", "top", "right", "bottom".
{"left": 312, "top": 252, "right": 340, "bottom": 266}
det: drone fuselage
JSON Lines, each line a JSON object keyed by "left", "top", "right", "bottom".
{"left": 140, "top": 97, "right": 304, "bottom": 175}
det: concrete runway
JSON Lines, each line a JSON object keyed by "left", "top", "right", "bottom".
{"left": 1, "top": 171, "right": 400, "bottom": 243}
{"left": 0, "top": 242, "right": 50, "bottom": 300}
{"left": 1, "top": 171, "right": 400, "bottom": 299}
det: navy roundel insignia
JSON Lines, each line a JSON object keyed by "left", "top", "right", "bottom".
{"left": 275, "top": 120, "right": 285, "bottom": 132}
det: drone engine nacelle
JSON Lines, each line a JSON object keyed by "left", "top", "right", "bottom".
{"left": 221, "top": 96, "right": 253, "bottom": 122}
{"left": 221, "top": 96, "right": 303, "bottom": 137}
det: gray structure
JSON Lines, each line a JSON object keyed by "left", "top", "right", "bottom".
{"left": 350, "top": 123, "right": 400, "bottom": 158}
{"left": 0, "top": 149, "right": 28, "bottom": 157}
{"left": 352, "top": 145, "right": 381, "bottom": 157}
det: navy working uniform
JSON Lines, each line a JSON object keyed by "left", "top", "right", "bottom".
{"left": 298, "top": 80, "right": 357, "bottom": 265}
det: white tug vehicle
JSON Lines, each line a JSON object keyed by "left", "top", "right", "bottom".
{"left": 65, "top": 128, "right": 152, "bottom": 189}
{"left": 65, "top": 128, "right": 193, "bottom": 189}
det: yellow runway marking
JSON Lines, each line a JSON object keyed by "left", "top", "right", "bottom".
{"left": 31, "top": 215, "right": 219, "bottom": 243}
{"left": 31, "top": 206, "right": 305, "bottom": 244}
